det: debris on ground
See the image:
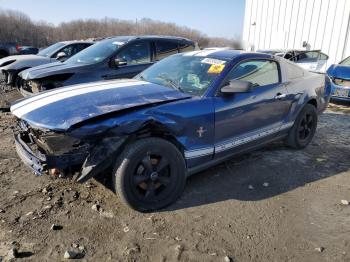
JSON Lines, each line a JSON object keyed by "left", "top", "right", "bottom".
{"left": 50, "top": 224, "right": 63, "bottom": 230}
{"left": 63, "top": 250, "right": 83, "bottom": 259}
{"left": 340, "top": 199, "right": 349, "bottom": 206}
{"left": 315, "top": 247, "right": 325, "bottom": 252}
{"left": 224, "top": 255, "right": 232, "bottom": 262}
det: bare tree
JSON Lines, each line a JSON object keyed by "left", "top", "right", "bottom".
{"left": 0, "top": 9, "right": 241, "bottom": 49}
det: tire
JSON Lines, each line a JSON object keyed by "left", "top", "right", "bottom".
{"left": 113, "top": 137, "right": 186, "bottom": 212}
{"left": 0, "top": 51, "right": 8, "bottom": 59}
{"left": 286, "top": 104, "right": 318, "bottom": 149}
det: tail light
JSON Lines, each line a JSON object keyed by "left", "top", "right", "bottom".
{"left": 16, "top": 45, "right": 21, "bottom": 52}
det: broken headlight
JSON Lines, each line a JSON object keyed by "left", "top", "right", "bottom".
{"left": 28, "top": 80, "right": 41, "bottom": 93}
{"left": 333, "top": 78, "right": 350, "bottom": 87}
{"left": 36, "top": 133, "right": 86, "bottom": 154}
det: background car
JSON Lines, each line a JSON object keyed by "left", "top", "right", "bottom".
{"left": 327, "top": 56, "right": 350, "bottom": 102}
{"left": 258, "top": 49, "right": 329, "bottom": 73}
{"left": 0, "top": 40, "right": 94, "bottom": 87}
{"left": 11, "top": 49, "right": 330, "bottom": 211}
{"left": 18, "top": 46, "right": 39, "bottom": 55}
{"left": 17, "top": 35, "right": 197, "bottom": 96}
{"left": 0, "top": 42, "right": 21, "bottom": 59}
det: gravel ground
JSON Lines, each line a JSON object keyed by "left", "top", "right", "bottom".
{"left": 0, "top": 88, "right": 349, "bottom": 261}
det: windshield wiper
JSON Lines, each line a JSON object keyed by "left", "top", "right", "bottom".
{"left": 158, "top": 75, "right": 184, "bottom": 93}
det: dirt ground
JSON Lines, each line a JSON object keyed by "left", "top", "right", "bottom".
{"left": 0, "top": 88, "right": 349, "bottom": 262}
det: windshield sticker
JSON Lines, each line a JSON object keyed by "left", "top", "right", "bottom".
{"left": 207, "top": 64, "right": 225, "bottom": 74}
{"left": 201, "top": 58, "right": 226, "bottom": 65}
{"left": 112, "top": 41, "right": 125, "bottom": 46}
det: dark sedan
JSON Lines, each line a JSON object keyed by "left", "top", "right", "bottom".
{"left": 0, "top": 41, "right": 94, "bottom": 87}
{"left": 17, "top": 35, "right": 197, "bottom": 97}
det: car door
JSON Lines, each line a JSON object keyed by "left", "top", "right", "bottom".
{"left": 102, "top": 40, "right": 153, "bottom": 80}
{"left": 214, "top": 59, "right": 291, "bottom": 157}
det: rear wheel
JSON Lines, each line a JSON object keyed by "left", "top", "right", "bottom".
{"left": 113, "top": 138, "right": 186, "bottom": 212}
{"left": 286, "top": 104, "right": 317, "bottom": 149}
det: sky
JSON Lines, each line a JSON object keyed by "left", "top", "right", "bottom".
{"left": 0, "top": 0, "right": 245, "bottom": 39}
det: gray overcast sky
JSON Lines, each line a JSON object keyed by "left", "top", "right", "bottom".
{"left": 0, "top": 0, "right": 246, "bottom": 39}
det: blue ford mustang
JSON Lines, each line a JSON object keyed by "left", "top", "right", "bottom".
{"left": 11, "top": 49, "right": 331, "bottom": 211}
{"left": 327, "top": 56, "right": 350, "bottom": 102}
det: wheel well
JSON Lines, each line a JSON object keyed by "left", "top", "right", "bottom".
{"left": 0, "top": 49, "right": 9, "bottom": 57}
{"left": 307, "top": 99, "right": 317, "bottom": 108}
{"left": 133, "top": 123, "right": 185, "bottom": 154}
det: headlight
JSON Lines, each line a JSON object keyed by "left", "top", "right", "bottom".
{"left": 36, "top": 133, "right": 84, "bottom": 154}
{"left": 333, "top": 78, "right": 350, "bottom": 87}
{"left": 28, "top": 80, "right": 41, "bottom": 92}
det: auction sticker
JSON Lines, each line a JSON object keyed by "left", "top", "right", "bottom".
{"left": 201, "top": 58, "right": 226, "bottom": 65}
{"left": 207, "top": 64, "right": 225, "bottom": 74}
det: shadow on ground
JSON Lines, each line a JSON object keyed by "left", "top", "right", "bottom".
{"left": 94, "top": 112, "right": 350, "bottom": 211}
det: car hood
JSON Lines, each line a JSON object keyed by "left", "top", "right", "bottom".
{"left": 0, "top": 55, "right": 52, "bottom": 70}
{"left": 327, "top": 64, "right": 350, "bottom": 80}
{"left": 11, "top": 79, "right": 191, "bottom": 131}
{"left": 19, "top": 61, "right": 86, "bottom": 80}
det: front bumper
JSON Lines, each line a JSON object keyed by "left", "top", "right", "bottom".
{"left": 331, "top": 83, "right": 350, "bottom": 101}
{"left": 15, "top": 132, "right": 88, "bottom": 175}
{"left": 14, "top": 133, "right": 46, "bottom": 175}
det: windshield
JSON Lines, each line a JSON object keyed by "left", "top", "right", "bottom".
{"left": 135, "top": 54, "right": 228, "bottom": 96}
{"left": 340, "top": 56, "right": 350, "bottom": 66}
{"left": 38, "top": 42, "right": 66, "bottom": 57}
{"left": 65, "top": 39, "right": 123, "bottom": 64}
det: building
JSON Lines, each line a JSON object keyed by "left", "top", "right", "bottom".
{"left": 242, "top": 0, "right": 350, "bottom": 66}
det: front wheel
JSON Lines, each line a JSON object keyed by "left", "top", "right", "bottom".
{"left": 285, "top": 104, "right": 318, "bottom": 149}
{"left": 113, "top": 138, "right": 186, "bottom": 212}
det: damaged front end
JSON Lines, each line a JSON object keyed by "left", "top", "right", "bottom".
{"left": 19, "top": 74, "right": 72, "bottom": 97}
{"left": 14, "top": 119, "right": 126, "bottom": 182}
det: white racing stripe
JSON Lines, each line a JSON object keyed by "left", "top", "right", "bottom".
{"left": 11, "top": 79, "right": 143, "bottom": 111}
{"left": 12, "top": 80, "right": 149, "bottom": 118}
{"left": 184, "top": 121, "right": 294, "bottom": 159}
{"left": 183, "top": 48, "right": 227, "bottom": 57}
{"left": 184, "top": 147, "right": 214, "bottom": 159}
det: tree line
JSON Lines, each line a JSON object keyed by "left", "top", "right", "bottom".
{"left": 0, "top": 9, "right": 241, "bottom": 49}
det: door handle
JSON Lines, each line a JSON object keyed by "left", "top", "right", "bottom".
{"left": 274, "top": 93, "right": 287, "bottom": 100}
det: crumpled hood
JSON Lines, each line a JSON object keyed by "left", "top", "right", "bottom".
{"left": 19, "top": 61, "right": 85, "bottom": 80}
{"left": 327, "top": 64, "right": 350, "bottom": 80}
{"left": 11, "top": 79, "right": 190, "bottom": 131}
{"left": 0, "top": 55, "right": 52, "bottom": 70}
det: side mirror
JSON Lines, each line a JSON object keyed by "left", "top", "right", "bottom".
{"left": 56, "top": 52, "right": 67, "bottom": 61}
{"left": 113, "top": 58, "right": 127, "bottom": 67}
{"left": 221, "top": 80, "right": 254, "bottom": 94}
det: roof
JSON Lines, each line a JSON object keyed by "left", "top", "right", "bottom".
{"left": 59, "top": 40, "right": 95, "bottom": 45}
{"left": 101, "top": 35, "right": 193, "bottom": 43}
{"left": 182, "top": 48, "right": 273, "bottom": 60}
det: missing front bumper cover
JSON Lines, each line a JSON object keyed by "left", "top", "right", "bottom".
{"left": 14, "top": 132, "right": 88, "bottom": 176}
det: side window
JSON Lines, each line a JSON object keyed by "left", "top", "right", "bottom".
{"left": 225, "top": 60, "right": 280, "bottom": 87}
{"left": 296, "top": 51, "right": 319, "bottom": 63}
{"left": 116, "top": 41, "right": 151, "bottom": 65}
{"left": 319, "top": 52, "right": 328, "bottom": 60}
{"left": 178, "top": 42, "right": 195, "bottom": 53}
{"left": 155, "top": 40, "right": 178, "bottom": 60}
{"left": 340, "top": 56, "right": 350, "bottom": 65}
{"left": 58, "top": 45, "right": 76, "bottom": 57}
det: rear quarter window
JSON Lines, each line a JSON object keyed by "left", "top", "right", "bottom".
{"left": 226, "top": 60, "right": 280, "bottom": 87}
{"left": 285, "top": 61, "right": 305, "bottom": 79}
